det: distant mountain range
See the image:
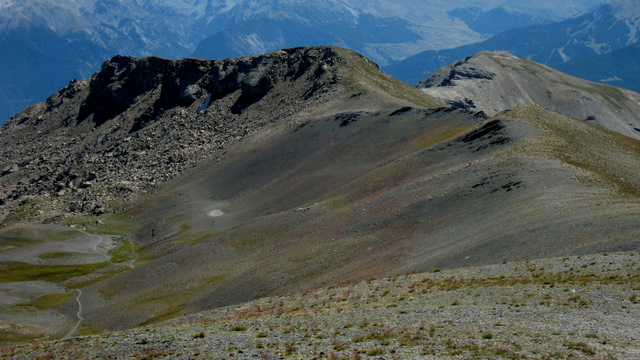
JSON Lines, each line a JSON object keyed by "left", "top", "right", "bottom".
{"left": 385, "top": 0, "right": 640, "bottom": 89}
{"left": 0, "top": 0, "right": 603, "bottom": 123}
{"left": 554, "top": 42, "right": 640, "bottom": 92}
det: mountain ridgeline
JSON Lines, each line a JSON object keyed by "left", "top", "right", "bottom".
{"left": 1, "top": 46, "right": 640, "bottom": 344}
{"left": 0, "top": 0, "right": 606, "bottom": 124}
{"left": 0, "top": 46, "right": 438, "bottom": 226}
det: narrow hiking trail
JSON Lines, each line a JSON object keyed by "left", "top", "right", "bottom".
{"left": 79, "top": 229, "right": 111, "bottom": 262}
{"left": 65, "top": 230, "right": 102, "bottom": 338}
{"left": 65, "top": 229, "right": 138, "bottom": 337}
{"left": 65, "top": 289, "right": 83, "bottom": 338}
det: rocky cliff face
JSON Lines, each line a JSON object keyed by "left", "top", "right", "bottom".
{"left": 0, "top": 46, "right": 403, "bottom": 226}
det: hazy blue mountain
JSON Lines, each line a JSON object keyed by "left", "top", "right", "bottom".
{"left": 555, "top": 43, "right": 640, "bottom": 92}
{"left": 0, "top": 0, "right": 198, "bottom": 123}
{"left": 385, "top": 0, "right": 640, "bottom": 89}
{"left": 0, "top": 24, "right": 110, "bottom": 125}
{"left": 448, "top": 7, "right": 544, "bottom": 36}
{"left": 0, "top": 0, "right": 603, "bottom": 124}
{"left": 193, "top": 13, "right": 420, "bottom": 60}
{"left": 191, "top": 0, "right": 603, "bottom": 66}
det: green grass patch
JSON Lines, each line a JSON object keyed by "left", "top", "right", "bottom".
{"left": 131, "top": 276, "right": 226, "bottom": 327}
{"left": 505, "top": 105, "right": 640, "bottom": 196}
{"left": 335, "top": 47, "right": 443, "bottom": 109}
{"left": 172, "top": 232, "right": 218, "bottom": 244}
{"left": 25, "top": 291, "right": 76, "bottom": 310}
{"left": 366, "top": 348, "right": 385, "bottom": 356}
{"left": 108, "top": 237, "right": 138, "bottom": 263}
{"left": 0, "top": 261, "right": 108, "bottom": 284}
{"left": 0, "top": 324, "right": 43, "bottom": 343}
{"left": 404, "top": 127, "right": 473, "bottom": 154}
{"left": 207, "top": 274, "right": 228, "bottom": 284}
{"left": 137, "top": 305, "right": 186, "bottom": 327}
{"left": 93, "top": 214, "right": 137, "bottom": 233}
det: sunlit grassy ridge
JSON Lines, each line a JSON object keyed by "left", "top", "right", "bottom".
{"left": 502, "top": 104, "right": 640, "bottom": 196}
{"left": 335, "top": 47, "right": 444, "bottom": 109}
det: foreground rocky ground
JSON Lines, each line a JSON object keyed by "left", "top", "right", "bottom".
{"left": 3, "top": 251, "right": 638, "bottom": 359}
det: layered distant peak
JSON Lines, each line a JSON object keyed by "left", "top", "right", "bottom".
{"left": 387, "top": 0, "right": 640, "bottom": 88}
{"left": 418, "top": 51, "right": 509, "bottom": 88}
{"left": 418, "top": 51, "right": 640, "bottom": 140}
{"left": 609, "top": 0, "right": 640, "bottom": 20}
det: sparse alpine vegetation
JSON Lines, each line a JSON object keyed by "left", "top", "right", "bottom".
{"left": 2, "top": 252, "right": 638, "bottom": 359}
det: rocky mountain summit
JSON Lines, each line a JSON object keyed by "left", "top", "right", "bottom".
{"left": 0, "top": 46, "right": 433, "bottom": 226}
{"left": 418, "top": 51, "right": 640, "bottom": 140}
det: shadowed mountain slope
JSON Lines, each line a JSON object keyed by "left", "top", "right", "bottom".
{"left": 418, "top": 51, "right": 640, "bottom": 140}
{"left": 0, "top": 46, "right": 437, "bottom": 227}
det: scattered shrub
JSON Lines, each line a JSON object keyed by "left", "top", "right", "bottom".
{"left": 366, "top": 348, "right": 385, "bottom": 356}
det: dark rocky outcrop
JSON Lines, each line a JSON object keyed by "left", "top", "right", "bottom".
{"left": 0, "top": 47, "right": 386, "bottom": 226}
{"left": 0, "top": 46, "right": 436, "bottom": 226}
{"left": 421, "top": 57, "right": 495, "bottom": 88}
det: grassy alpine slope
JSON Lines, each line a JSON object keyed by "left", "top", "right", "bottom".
{"left": 74, "top": 104, "right": 640, "bottom": 333}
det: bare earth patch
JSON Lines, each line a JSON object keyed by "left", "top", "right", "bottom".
{"left": 207, "top": 210, "right": 224, "bottom": 217}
